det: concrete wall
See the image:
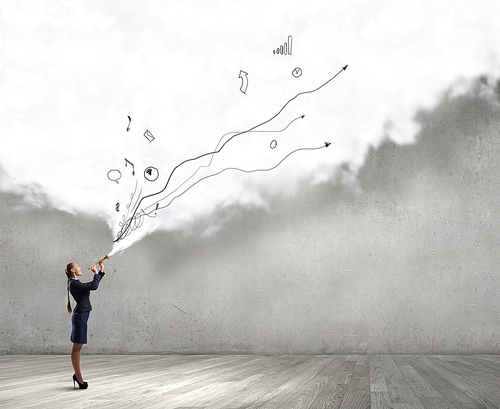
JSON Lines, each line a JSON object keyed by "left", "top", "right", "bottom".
{"left": 1, "top": 76, "right": 500, "bottom": 354}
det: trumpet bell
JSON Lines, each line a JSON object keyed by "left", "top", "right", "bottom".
{"left": 88, "top": 255, "right": 110, "bottom": 270}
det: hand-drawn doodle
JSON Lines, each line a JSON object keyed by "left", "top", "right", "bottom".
{"left": 116, "top": 203, "right": 120, "bottom": 212}
{"left": 273, "top": 35, "right": 292, "bottom": 55}
{"left": 125, "top": 158, "right": 135, "bottom": 176}
{"left": 144, "top": 166, "right": 159, "bottom": 181}
{"left": 116, "top": 141, "right": 331, "bottom": 243}
{"left": 144, "top": 129, "right": 155, "bottom": 143}
{"left": 126, "top": 116, "right": 131, "bottom": 132}
{"left": 114, "top": 67, "right": 347, "bottom": 243}
{"left": 239, "top": 70, "right": 248, "bottom": 94}
{"left": 292, "top": 67, "right": 302, "bottom": 78}
{"left": 270, "top": 140, "right": 277, "bottom": 149}
{"left": 107, "top": 169, "right": 122, "bottom": 184}
{"left": 149, "top": 114, "right": 306, "bottom": 220}
{"left": 153, "top": 142, "right": 331, "bottom": 217}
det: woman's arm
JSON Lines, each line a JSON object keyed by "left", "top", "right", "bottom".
{"left": 70, "top": 272, "right": 104, "bottom": 292}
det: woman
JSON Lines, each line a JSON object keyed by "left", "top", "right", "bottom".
{"left": 65, "top": 260, "right": 105, "bottom": 389}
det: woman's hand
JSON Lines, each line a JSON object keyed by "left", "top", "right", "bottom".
{"left": 98, "top": 260, "right": 104, "bottom": 272}
{"left": 90, "top": 264, "right": 98, "bottom": 274}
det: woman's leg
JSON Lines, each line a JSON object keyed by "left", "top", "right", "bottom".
{"left": 71, "top": 343, "right": 84, "bottom": 383}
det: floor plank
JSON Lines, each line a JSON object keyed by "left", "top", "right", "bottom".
{"left": 0, "top": 355, "right": 499, "bottom": 408}
{"left": 409, "top": 356, "right": 487, "bottom": 409}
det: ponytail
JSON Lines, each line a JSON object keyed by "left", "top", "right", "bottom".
{"left": 65, "top": 263, "right": 75, "bottom": 314}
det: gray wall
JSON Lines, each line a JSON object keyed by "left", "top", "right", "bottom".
{"left": 1, "top": 75, "right": 500, "bottom": 354}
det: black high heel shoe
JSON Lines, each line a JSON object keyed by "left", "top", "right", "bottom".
{"left": 73, "top": 374, "right": 88, "bottom": 389}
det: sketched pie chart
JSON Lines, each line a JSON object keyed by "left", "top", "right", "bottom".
{"left": 144, "top": 166, "right": 159, "bottom": 181}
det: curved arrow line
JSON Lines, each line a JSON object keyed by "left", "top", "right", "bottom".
{"left": 117, "top": 113, "right": 308, "bottom": 241}
{"left": 128, "top": 115, "right": 307, "bottom": 225}
{"left": 115, "top": 66, "right": 346, "bottom": 241}
{"left": 189, "top": 114, "right": 305, "bottom": 180}
{"left": 211, "top": 114, "right": 305, "bottom": 163}
{"left": 138, "top": 143, "right": 330, "bottom": 219}
{"left": 145, "top": 114, "right": 307, "bottom": 212}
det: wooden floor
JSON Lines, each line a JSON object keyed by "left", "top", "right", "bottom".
{"left": 1, "top": 355, "right": 499, "bottom": 408}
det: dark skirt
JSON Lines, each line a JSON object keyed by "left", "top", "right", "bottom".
{"left": 70, "top": 311, "right": 89, "bottom": 344}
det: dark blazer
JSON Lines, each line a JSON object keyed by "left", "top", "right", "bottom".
{"left": 69, "top": 271, "right": 105, "bottom": 313}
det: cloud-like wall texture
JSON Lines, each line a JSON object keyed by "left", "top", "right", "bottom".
{"left": 2, "top": 71, "right": 500, "bottom": 354}
{"left": 2, "top": 1, "right": 500, "bottom": 354}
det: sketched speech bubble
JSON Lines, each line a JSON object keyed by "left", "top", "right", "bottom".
{"left": 107, "top": 169, "right": 122, "bottom": 184}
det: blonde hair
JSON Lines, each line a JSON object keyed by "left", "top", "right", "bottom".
{"left": 65, "top": 263, "right": 76, "bottom": 314}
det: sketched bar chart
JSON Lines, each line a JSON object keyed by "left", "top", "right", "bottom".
{"left": 273, "top": 35, "right": 292, "bottom": 55}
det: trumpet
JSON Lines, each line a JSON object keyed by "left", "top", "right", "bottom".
{"left": 88, "top": 255, "right": 109, "bottom": 270}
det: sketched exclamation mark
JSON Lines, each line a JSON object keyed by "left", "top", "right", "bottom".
{"left": 126, "top": 116, "right": 131, "bottom": 132}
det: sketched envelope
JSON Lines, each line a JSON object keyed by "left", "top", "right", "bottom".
{"left": 144, "top": 129, "right": 155, "bottom": 142}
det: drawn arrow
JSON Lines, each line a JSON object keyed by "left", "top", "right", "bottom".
{"left": 150, "top": 142, "right": 332, "bottom": 213}
{"left": 343, "top": 65, "right": 348, "bottom": 71}
{"left": 116, "top": 141, "right": 331, "bottom": 242}
{"left": 115, "top": 68, "right": 347, "bottom": 242}
{"left": 239, "top": 70, "right": 248, "bottom": 94}
{"left": 144, "top": 114, "right": 307, "bottom": 213}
